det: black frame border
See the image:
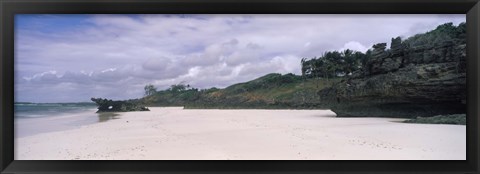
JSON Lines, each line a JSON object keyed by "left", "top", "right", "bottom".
{"left": 1, "top": 0, "right": 479, "bottom": 173}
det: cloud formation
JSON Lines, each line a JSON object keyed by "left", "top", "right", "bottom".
{"left": 15, "top": 14, "right": 465, "bottom": 102}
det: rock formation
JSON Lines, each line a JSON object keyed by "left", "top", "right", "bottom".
{"left": 91, "top": 98, "right": 150, "bottom": 112}
{"left": 319, "top": 33, "right": 466, "bottom": 117}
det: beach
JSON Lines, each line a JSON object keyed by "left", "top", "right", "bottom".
{"left": 15, "top": 107, "right": 466, "bottom": 160}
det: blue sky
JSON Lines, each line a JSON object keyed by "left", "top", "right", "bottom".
{"left": 14, "top": 14, "right": 466, "bottom": 103}
{"left": 16, "top": 14, "right": 93, "bottom": 33}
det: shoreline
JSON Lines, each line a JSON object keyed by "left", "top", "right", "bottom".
{"left": 15, "top": 107, "right": 466, "bottom": 160}
{"left": 15, "top": 108, "right": 109, "bottom": 138}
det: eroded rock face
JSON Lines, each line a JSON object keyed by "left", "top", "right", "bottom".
{"left": 320, "top": 38, "right": 466, "bottom": 118}
{"left": 390, "top": 37, "right": 404, "bottom": 57}
{"left": 91, "top": 98, "right": 150, "bottom": 112}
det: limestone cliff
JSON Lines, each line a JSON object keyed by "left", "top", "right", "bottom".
{"left": 319, "top": 28, "right": 466, "bottom": 117}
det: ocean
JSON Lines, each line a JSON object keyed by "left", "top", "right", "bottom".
{"left": 14, "top": 103, "right": 98, "bottom": 118}
{"left": 14, "top": 102, "right": 122, "bottom": 137}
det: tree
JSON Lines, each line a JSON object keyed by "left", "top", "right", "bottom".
{"left": 300, "top": 58, "right": 307, "bottom": 104}
{"left": 361, "top": 50, "right": 372, "bottom": 71}
{"left": 170, "top": 84, "right": 187, "bottom": 93}
{"left": 342, "top": 49, "right": 355, "bottom": 75}
{"left": 144, "top": 84, "right": 157, "bottom": 96}
{"left": 301, "top": 58, "right": 308, "bottom": 77}
{"left": 324, "top": 51, "right": 343, "bottom": 78}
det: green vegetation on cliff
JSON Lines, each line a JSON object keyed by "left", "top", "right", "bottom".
{"left": 141, "top": 73, "right": 342, "bottom": 109}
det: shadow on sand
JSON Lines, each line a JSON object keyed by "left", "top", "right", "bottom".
{"left": 96, "top": 112, "right": 120, "bottom": 122}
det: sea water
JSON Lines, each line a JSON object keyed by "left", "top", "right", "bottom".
{"left": 14, "top": 103, "right": 97, "bottom": 118}
{"left": 14, "top": 103, "right": 121, "bottom": 137}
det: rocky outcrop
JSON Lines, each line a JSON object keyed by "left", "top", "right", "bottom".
{"left": 91, "top": 98, "right": 150, "bottom": 112}
{"left": 320, "top": 37, "right": 466, "bottom": 118}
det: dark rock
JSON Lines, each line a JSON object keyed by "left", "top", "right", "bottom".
{"left": 390, "top": 37, "right": 404, "bottom": 57}
{"left": 380, "top": 57, "right": 402, "bottom": 73}
{"left": 404, "top": 41, "right": 465, "bottom": 65}
{"left": 367, "top": 43, "right": 392, "bottom": 75}
{"left": 319, "top": 38, "right": 466, "bottom": 118}
{"left": 372, "top": 43, "right": 387, "bottom": 53}
{"left": 91, "top": 98, "right": 150, "bottom": 112}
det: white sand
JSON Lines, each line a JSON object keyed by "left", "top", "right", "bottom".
{"left": 15, "top": 107, "right": 466, "bottom": 160}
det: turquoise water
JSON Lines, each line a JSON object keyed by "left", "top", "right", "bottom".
{"left": 14, "top": 103, "right": 97, "bottom": 118}
{"left": 14, "top": 102, "right": 122, "bottom": 137}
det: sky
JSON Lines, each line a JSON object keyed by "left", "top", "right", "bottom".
{"left": 14, "top": 14, "right": 465, "bottom": 103}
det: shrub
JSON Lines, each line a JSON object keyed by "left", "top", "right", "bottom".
{"left": 403, "top": 114, "right": 466, "bottom": 125}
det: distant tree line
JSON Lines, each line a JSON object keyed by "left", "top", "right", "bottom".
{"left": 301, "top": 49, "right": 371, "bottom": 80}
{"left": 145, "top": 83, "right": 200, "bottom": 96}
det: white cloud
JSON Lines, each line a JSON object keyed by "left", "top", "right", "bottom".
{"left": 100, "top": 68, "right": 117, "bottom": 73}
{"left": 23, "top": 70, "right": 58, "bottom": 81}
{"left": 340, "top": 41, "right": 370, "bottom": 52}
{"left": 304, "top": 42, "right": 311, "bottom": 47}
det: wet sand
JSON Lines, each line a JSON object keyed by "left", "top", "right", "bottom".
{"left": 15, "top": 107, "right": 466, "bottom": 160}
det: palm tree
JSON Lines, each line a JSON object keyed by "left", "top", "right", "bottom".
{"left": 342, "top": 49, "right": 357, "bottom": 75}
{"left": 300, "top": 58, "right": 307, "bottom": 104}
{"left": 311, "top": 57, "right": 325, "bottom": 89}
